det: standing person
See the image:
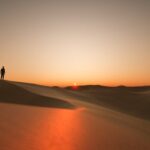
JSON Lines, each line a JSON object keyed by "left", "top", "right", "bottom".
{"left": 1, "top": 66, "right": 5, "bottom": 80}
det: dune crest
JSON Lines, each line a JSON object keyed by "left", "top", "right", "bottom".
{"left": 0, "top": 81, "right": 75, "bottom": 109}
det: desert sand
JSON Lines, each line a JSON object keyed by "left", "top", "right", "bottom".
{"left": 0, "top": 80, "right": 150, "bottom": 150}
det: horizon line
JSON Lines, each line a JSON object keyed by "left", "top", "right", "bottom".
{"left": 5, "top": 80, "right": 150, "bottom": 88}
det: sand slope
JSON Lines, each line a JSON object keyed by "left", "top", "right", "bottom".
{"left": 67, "top": 85, "right": 150, "bottom": 120}
{"left": 0, "top": 80, "right": 74, "bottom": 109}
{"left": 14, "top": 82, "right": 150, "bottom": 120}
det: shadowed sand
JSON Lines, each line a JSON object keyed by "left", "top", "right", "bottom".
{"left": 0, "top": 80, "right": 75, "bottom": 109}
{"left": 65, "top": 85, "right": 150, "bottom": 120}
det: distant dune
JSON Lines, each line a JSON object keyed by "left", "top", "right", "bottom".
{"left": 65, "top": 85, "right": 150, "bottom": 120}
{"left": 13, "top": 81, "right": 150, "bottom": 120}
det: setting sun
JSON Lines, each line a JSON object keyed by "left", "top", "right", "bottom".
{"left": 72, "top": 82, "right": 79, "bottom": 90}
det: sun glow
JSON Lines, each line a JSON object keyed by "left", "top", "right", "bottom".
{"left": 72, "top": 82, "right": 79, "bottom": 90}
{"left": 74, "top": 82, "right": 77, "bottom": 86}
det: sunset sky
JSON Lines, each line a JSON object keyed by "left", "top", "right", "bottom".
{"left": 0, "top": 0, "right": 150, "bottom": 86}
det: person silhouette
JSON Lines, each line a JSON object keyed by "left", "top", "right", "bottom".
{"left": 1, "top": 66, "right": 6, "bottom": 80}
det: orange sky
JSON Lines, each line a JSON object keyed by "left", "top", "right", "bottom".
{"left": 0, "top": 0, "right": 150, "bottom": 86}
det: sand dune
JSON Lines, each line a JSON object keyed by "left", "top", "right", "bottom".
{"left": 0, "top": 80, "right": 75, "bottom": 109}
{"left": 14, "top": 82, "right": 150, "bottom": 120}
{"left": 0, "top": 80, "right": 150, "bottom": 150}
{"left": 66, "top": 85, "right": 150, "bottom": 120}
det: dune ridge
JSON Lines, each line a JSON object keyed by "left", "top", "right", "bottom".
{"left": 0, "top": 80, "right": 75, "bottom": 109}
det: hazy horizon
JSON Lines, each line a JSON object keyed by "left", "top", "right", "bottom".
{"left": 0, "top": 0, "right": 150, "bottom": 86}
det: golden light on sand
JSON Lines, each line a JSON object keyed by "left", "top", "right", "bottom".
{"left": 41, "top": 109, "right": 83, "bottom": 150}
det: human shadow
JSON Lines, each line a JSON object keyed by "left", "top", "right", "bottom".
{"left": 0, "top": 80, "right": 75, "bottom": 109}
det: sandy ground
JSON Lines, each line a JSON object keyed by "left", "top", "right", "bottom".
{"left": 0, "top": 81, "right": 150, "bottom": 150}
